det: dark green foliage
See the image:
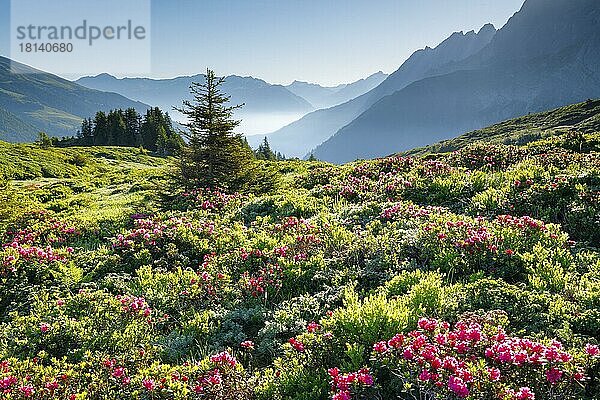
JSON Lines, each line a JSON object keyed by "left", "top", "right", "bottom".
{"left": 60, "top": 107, "right": 182, "bottom": 153}
{"left": 175, "top": 69, "right": 255, "bottom": 190}
{"left": 256, "top": 137, "right": 277, "bottom": 161}
{"left": 35, "top": 132, "right": 53, "bottom": 149}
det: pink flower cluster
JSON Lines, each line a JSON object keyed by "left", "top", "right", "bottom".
{"left": 380, "top": 203, "right": 444, "bottom": 222}
{"left": 209, "top": 351, "right": 237, "bottom": 369}
{"left": 3, "top": 213, "right": 78, "bottom": 247}
{"left": 0, "top": 361, "right": 74, "bottom": 398}
{"left": 328, "top": 367, "right": 374, "bottom": 400}
{"left": 102, "top": 358, "right": 131, "bottom": 386}
{"left": 243, "top": 263, "right": 283, "bottom": 298}
{"left": 288, "top": 337, "right": 305, "bottom": 352}
{"left": 112, "top": 217, "right": 193, "bottom": 250}
{"left": 1, "top": 242, "right": 68, "bottom": 274}
{"left": 116, "top": 295, "right": 152, "bottom": 319}
{"left": 240, "top": 340, "right": 255, "bottom": 350}
{"left": 374, "top": 317, "right": 592, "bottom": 399}
{"left": 181, "top": 187, "right": 241, "bottom": 210}
{"left": 274, "top": 216, "right": 316, "bottom": 234}
{"left": 351, "top": 156, "right": 414, "bottom": 179}
{"left": 496, "top": 215, "right": 547, "bottom": 232}
{"left": 422, "top": 160, "right": 452, "bottom": 177}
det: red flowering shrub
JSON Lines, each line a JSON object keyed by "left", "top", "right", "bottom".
{"left": 178, "top": 187, "right": 243, "bottom": 211}
{"left": 328, "top": 367, "right": 374, "bottom": 400}
{"left": 0, "top": 350, "right": 252, "bottom": 400}
{"left": 373, "top": 315, "right": 597, "bottom": 399}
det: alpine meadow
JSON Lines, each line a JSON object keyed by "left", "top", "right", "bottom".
{"left": 1, "top": 1, "right": 600, "bottom": 400}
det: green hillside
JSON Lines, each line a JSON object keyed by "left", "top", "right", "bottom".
{"left": 406, "top": 99, "right": 600, "bottom": 156}
{"left": 1, "top": 112, "right": 599, "bottom": 399}
{"left": 0, "top": 57, "right": 150, "bottom": 142}
{"left": 0, "top": 107, "right": 39, "bottom": 142}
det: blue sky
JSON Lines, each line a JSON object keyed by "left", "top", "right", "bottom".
{"left": 0, "top": 0, "right": 525, "bottom": 85}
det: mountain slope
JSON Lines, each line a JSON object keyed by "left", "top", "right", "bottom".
{"left": 405, "top": 99, "right": 600, "bottom": 155}
{"left": 285, "top": 81, "right": 344, "bottom": 109}
{"left": 324, "top": 71, "right": 388, "bottom": 107}
{"left": 262, "top": 24, "right": 497, "bottom": 158}
{"left": 77, "top": 73, "right": 312, "bottom": 115}
{"left": 286, "top": 71, "right": 388, "bottom": 109}
{"left": 0, "top": 107, "right": 39, "bottom": 142}
{"left": 0, "top": 57, "right": 150, "bottom": 142}
{"left": 313, "top": 0, "right": 600, "bottom": 163}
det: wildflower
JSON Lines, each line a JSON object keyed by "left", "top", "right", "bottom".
{"left": 19, "top": 385, "right": 35, "bottom": 397}
{"left": 288, "top": 337, "right": 305, "bottom": 352}
{"left": 193, "top": 385, "right": 204, "bottom": 393}
{"left": 516, "top": 387, "right": 535, "bottom": 400}
{"left": 307, "top": 321, "right": 321, "bottom": 333}
{"left": 585, "top": 344, "right": 599, "bottom": 356}
{"left": 487, "top": 367, "right": 501, "bottom": 382}
{"left": 448, "top": 376, "right": 469, "bottom": 398}
{"left": 332, "top": 391, "right": 351, "bottom": 400}
{"left": 240, "top": 340, "right": 255, "bottom": 350}
{"left": 373, "top": 341, "right": 388, "bottom": 353}
{"left": 418, "top": 317, "right": 438, "bottom": 332}
{"left": 546, "top": 368, "right": 563, "bottom": 384}
{"left": 209, "top": 351, "right": 237, "bottom": 368}
{"left": 419, "top": 369, "right": 432, "bottom": 381}
{"left": 142, "top": 379, "right": 156, "bottom": 391}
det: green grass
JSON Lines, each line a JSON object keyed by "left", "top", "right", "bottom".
{"left": 0, "top": 141, "right": 171, "bottom": 180}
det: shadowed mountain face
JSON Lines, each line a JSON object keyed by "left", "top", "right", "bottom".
{"left": 286, "top": 71, "right": 388, "bottom": 109}
{"left": 403, "top": 99, "right": 600, "bottom": 156}
{"left": 312, "top": 0, "right": 600, "bottom": 163}
{"left": 261, "top": 24, "right": 497, "bottom": 158}
{"left": 0, "top": 57, "right": 150, "bottom": 142}
{"left": 76, "top": 73, "right": 314, "bottom": 135}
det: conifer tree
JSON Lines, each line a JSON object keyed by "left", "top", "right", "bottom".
{"left": 93, "top": 111, "right": 109, "bottom": 145}
{"left": 80, "top": 118, "right": 93, "bottom": 138}
{"left": 124, "top": 108, "right": 140, "bottom": 147}
{"left": 256, "top": 137, "right": 276, "bottom": 160}
{"left": 175, "top": 69, "right": 253, "bottom": 189}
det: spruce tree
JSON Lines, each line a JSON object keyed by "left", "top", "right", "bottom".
{"left": 124, "top": 108, "right": 140, "bottom": 147}
{"left": 93, "top": 112, "right": 109, "bottom": 145}
{"left": 256, "top": 137, "right": 276, "bottom": 160}
{"left": 175, "top": 69, "right": 253, "bottom": 189}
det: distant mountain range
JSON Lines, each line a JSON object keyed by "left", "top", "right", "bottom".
{"left": 76, "top": 73, "right": 317, "bottom": 135}
{"left": 76, "top": 72, "right": 387, "bottom": 136}
{"left": 2, "top": 0, "right": 598, "bottom": 159}
{"left": 312, "top": 0, "right": 600, "bottom": 163}
{"left": 76, "top": 73, "right": 313, "bottom": 117}
{"left": 0, "top": 57, "right": 150, "bottom": 142}
{"left": 285, "top": 71, "right": 388, "bottom": 109}
{"left": 259, "top": 24, "right": 497, "bottom": 158}
{"left": 0, "top": 55, "right": 389, "bottom": 142}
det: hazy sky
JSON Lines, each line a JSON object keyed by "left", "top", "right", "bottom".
{"left": 0, "top": 0, "right": 525, "bottom": 85}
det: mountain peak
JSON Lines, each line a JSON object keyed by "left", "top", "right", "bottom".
{"left": 478, "top": 23, "right": 496, "bottom": 35}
